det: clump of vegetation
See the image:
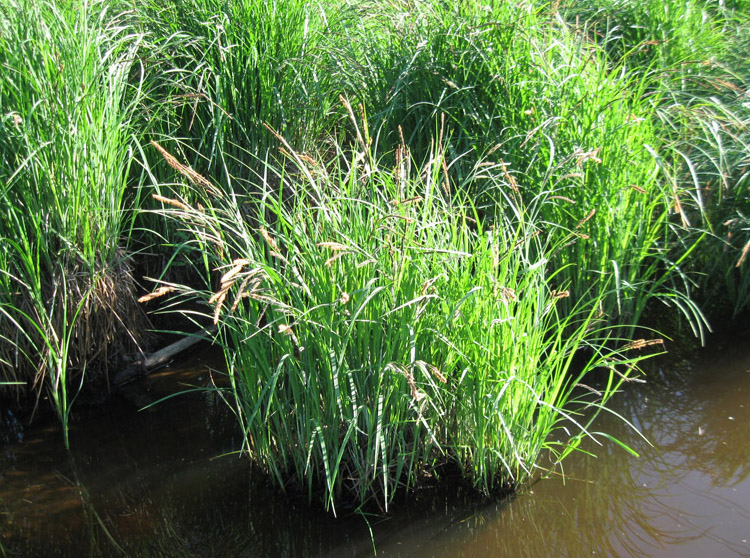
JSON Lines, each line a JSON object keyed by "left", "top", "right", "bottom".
{"left": 1, "top": 0, "right": 748, "bottom": 512}
{"left": 0, "top": 0, "right": 152, "bottom": 443}
{"left": 134, "top": 0, "right": 340, "bottom": 188}
{"left": 560, "top": 0, "right": 750, "bottom": 316}
{"left": 140, "top": 0, "right": 746, "bottom": 511}
{"left": 150, "top": 131, "right": 649, "bottom": 513}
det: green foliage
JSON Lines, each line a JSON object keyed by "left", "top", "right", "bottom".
{"left": 152, "top": 133, "right": 651, "bottom": 512}
{"left": 320, "top": 1, "right": 710, "bottom": 332}
{"left": 560, "top": 0, "right": 750, "bottom": 314}
{"left": 1, "top": 0, "right": 747, "bottom": 507}
{"left": 561, "top": 0, "right": 725, "bottom": 72}
{"left": 0, "top": 0, "right": 150, "bottom": 443}
{"left": 135, "top": 0, "right": 339, "bottom": 187}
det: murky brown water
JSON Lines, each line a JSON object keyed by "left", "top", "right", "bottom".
{"left": 2, "top": 332, "right": 750, "bottom": 557}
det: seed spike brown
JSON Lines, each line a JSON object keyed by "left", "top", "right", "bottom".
{"left": 152, "top": 194, "right": 191, "bottom": 212}
{"left": 151, "top": 141, "right": 222, "bottom": 197}
{"left": 737, "top": 240, "right": 750, "bottom": 268}
{"left": 576, "top": 209, "right": 596, "bottom": 230}
{"left": 138, "top": 285, "right": 176, "bottom": 303}
{"left": 259, "top": 227, "right": 280, "bottom": 252}
{"left": 622, "top": 338, "right": 664, "bottom": 351}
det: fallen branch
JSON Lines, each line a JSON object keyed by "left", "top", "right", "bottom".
{"left": 113, "top": 326, "right": 218, "bottom": 386}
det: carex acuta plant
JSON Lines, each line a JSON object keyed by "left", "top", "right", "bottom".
{"left": 0, "top": 0, "right": 150, "bottom": 445}
{"left": 313, "top": 0, "right": 713, "bottom": 339}
{"left": 559, "top": 0, "right": 750, "bottom": 318}
{"left": 148, "top": 104, "right": 652, "bottom": 513}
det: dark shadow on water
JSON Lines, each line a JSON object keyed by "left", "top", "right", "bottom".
{"left": 2, "top": 333, "right": 750, "bottom": 557}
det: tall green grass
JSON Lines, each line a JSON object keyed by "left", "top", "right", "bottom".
{"left": 136, "top": 0, "right": 739, "bottom": 333}
{"left": 1, "top": 0, "right": 746, "bottom": 510}
{"left": 560, "top": 0, "right": 750, "bottom": 315}
{"left": 561, "top": 0, "right": 726, "bottom": 71}
{"left": 0, "top": 0, "right": 150, "bottom": 443}
{"left": 321, "top": 0, "right": 709, "bottom": 333}
{"left": 135, "top": 0, "right": 339, "bottom": 189}
{"left": 136, "top": 0, "right": 750, "bottom": 512}
{"left": 149, "top": 127, "right": 653, "bottom": 512}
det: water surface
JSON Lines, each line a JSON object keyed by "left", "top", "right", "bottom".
{"left": 2, "top": 333, "right": 749, "bottom": 557}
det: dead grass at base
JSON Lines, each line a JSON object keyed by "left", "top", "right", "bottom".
{"left": 0, "top": 249, "right": 154, "bottom": 402}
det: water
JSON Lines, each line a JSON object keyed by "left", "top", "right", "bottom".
{"left": 2, "top": 334, "right": 750, "bottom": 557}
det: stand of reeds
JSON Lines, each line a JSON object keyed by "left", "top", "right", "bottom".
{"left": 1, "top": 0, "right": 747, "bottom": 508}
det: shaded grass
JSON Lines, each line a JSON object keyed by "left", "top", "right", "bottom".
{"left": 134, "top": 0, "right": 341, "bottom": 189}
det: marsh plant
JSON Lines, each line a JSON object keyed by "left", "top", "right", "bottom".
{"left": 134, "top": 0, "right": 340, "bottom": 189}
{"left": 149, "top": 126, "right": 654, "bottom": 512}
{"left": 291, "top": 0, "right": 713, "bottom": 336}
{"left": 0, "top": 0, "right": 151, "bottom": 443}
{"left": 133, "top": 0, "right": 743, "bottom": 511}
{"left": 561, "top": 0, "right": 750, "bottom": 314}
{"left": 0, "top": 0, "right": 747, "bottom": 514}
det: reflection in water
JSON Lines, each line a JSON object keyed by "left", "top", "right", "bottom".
{"left": 362, "top": 335, "right": 750, "bottom": 558}
{"left": 0, "top": 350, "right": 257, "bottom": 557}
{"left": 1, "top": 337, "right": 750, "bottom": 557}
